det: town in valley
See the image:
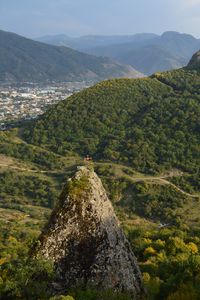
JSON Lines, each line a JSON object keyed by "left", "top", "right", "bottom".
{"left": 0, "top": 81, "right": 92, "bottom": 130}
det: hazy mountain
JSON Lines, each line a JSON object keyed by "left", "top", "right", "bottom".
{"left": 38, "top": 31, "right": 200, "bottom": 75}
{"left": 86, "top": 31, "right": 200, "bottom": 75}
{"left": 36, "top": 33, "right": 158, "bottom": 51}
{"left": 115, "top": 44, "right": 186, "bottom": 75}
{"left": 0, "top": 30, "right": 142, "bottom": 83}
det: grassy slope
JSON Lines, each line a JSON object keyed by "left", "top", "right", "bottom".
{"left": 1, "top": 128, "right": 200, "bottom": 229}
{"left": 1, "top": 129, "right": 200, "bottom": 300}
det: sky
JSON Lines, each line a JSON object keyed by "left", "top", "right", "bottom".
{"left": 0, "top": 0, "right": 200, "bottom": 38}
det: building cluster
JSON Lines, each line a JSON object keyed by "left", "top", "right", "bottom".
{"left": 0, "top": 82, "right": 91, "bottom": 130}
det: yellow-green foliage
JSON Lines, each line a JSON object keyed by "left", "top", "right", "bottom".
{"left": 49, "top": 296, "right": 75, "bottom": 300}
{"left": 66, "top": 175, "right": 89, "bottom": 198}
{"left": 126, "top": 225, "right": 200, "bottom": 299}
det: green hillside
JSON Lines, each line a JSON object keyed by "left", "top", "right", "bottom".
{"left": 0, "top": 30, "right": 141, "bottom": 83}
{"left": 1, "top": 55, "right": 200, "bottom": 299}
{"left": 1, "top": 129, "right": 200, "bottom": 299}
{"left": 25, "top": 64, "right": 200, "bottom": 177}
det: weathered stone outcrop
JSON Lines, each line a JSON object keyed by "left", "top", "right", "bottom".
{"left": 35, "top": 166, "right": 144, "bottom": 297}
{"left": 187, "top": 50, "right": 200, "bottom": 69}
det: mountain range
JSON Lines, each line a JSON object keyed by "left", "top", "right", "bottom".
{"left": 0, "top": 29, "right": 141, "bottom": 83}
{"left": 1, "top": 29, "right": 199, "bottom": 84}
{"left": 37, "top": 31, "right": 200, "bottom": 75}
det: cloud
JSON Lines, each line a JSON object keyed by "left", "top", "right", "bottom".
{"left": 181, "top": 0, "right": 200, "bottom": 8}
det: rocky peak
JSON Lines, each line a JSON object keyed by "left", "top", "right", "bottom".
{"left": 187, "top": 50, "right": 200, "bottom": 69}
{"left": 35, "top": 166, "right": 144, "bottom": 297}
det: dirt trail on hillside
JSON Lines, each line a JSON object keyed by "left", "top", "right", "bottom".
{"left": 0, "top": 163, "right": 57, "bottom": 174}
{"left": 130, "top": 175, "right": 199, "bottom": 198}
{"left": 0, "top": 162, "right": 199, "bottom": 198}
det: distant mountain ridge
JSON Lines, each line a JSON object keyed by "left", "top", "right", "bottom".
{"left": 36, "top": 33, "right": 158, "bottom": 51}
{"left": 37, "top": 31, "right": 200, "bottom": 75}
{"left": 0, "top": 29, "right": 142, "bottom": 83}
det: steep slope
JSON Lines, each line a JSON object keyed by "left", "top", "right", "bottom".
{"left": 187, "top": 50, "right": 200, "bottom": 69}
{"left": 157, "top": 31, "right": 200, "bottom": 58}
{"left": 35, "top": 166, "right": 144, "bottom": 296}
{"left": 25, "top": 56, "right": 200, "bottom": 176}
{"left": 0, "top": 30, "right": 142, "bottom": 83}
{"left": 116, "top": 44, "right": 185, "bottom": 75}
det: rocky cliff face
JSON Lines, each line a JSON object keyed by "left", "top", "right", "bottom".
{"left": 35, "top": 166, "right": 143, "bottom": 297}
{"left": 187, "top": 50, "right": 200, "bottom": 69}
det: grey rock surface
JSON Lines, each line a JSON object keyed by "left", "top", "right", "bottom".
{"left": 187, "top": 50, "right": 200, "bottom": 69}
{"left": 36, "top": 166, "right": 144, "bottom": 297}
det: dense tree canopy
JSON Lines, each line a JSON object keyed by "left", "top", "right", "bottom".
{"left": 25, "top": 68, "right": 200, "bottom": 175}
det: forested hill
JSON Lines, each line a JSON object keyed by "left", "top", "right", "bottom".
{"left": 25, "top": 53, "right": 200, "bottom": 175}
{"left": 0, "top": 29, "right": 141, "bottom": 83}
